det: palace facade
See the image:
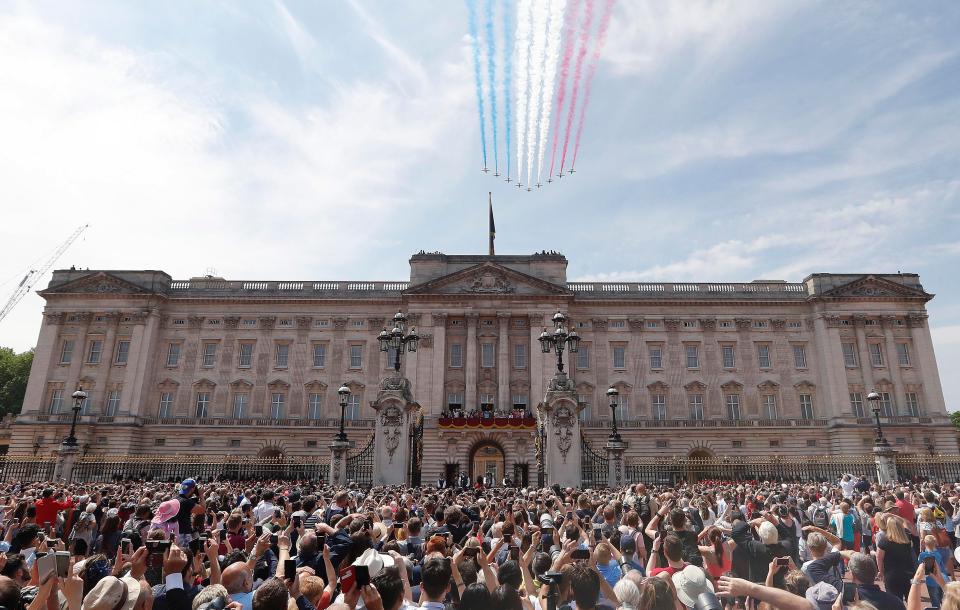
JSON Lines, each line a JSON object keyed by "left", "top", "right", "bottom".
{"left": 13, "top": 251, "right": 954, "bottom": 485}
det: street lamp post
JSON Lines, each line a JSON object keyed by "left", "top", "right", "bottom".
{"left": 866, "top": 390, "right": 889, "bottom": 447}
{"left": 378, "top": 311, "right": 420, "bottom": 373}
{"left": 336, "top": 384, "right": 351, "bottom": 442}
{"left": 64, "top": 387, "right": 87, "bottom": 447}
{"left": 606, "top": 387, "right": 622, "bottom": 443}
{"left": 538, "top": 310, "right": 580, "bottom": 374}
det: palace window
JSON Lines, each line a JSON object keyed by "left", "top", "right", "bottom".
{"left": 905, "top": 392, "right": 921, "bottom": 417}
{"left": 166, "top": 343, "right": 181, "bottom": 367}
{"left": 60, "top": 339, "right": 74, "bottom": 364}
{"left": 308, "top": 394, "right": 322, "bottom": 420}
{"left": 447, "top": 393, "right": 464, "bottom": 411}
{"left": 49, "top": 389, "right": 63, "bottom": 414}
{"left": 385, "top": 346, "right": 398, "bottom": 368}
{"left": 481, "top": 343, "right": 494, "bottom": 368}
{"left": 202, "top": 343, "right": 217, "bottom": 367}
{"left": 732, "top": 440, "right": 743, "bottom": 448}
{"left": 238, "top": 343, "right": 254, "bottom": 368}
{"left": 105, "top": 390, "right": 120, "bottom": 416}
{"left": 87, "top": 339, "right": 103, "bottom": 364}
{"left": 648, "top": 345, "right": 663, "bottom": 369}
{"left": 514, "top": 343, "right": 526, "bottom": 369}
{"left": 275, "top": 344, "right": 289, "bottom": 368}
{"left": 763, "top": 394, "right": 778, "bottom": 420}
{"left": 233, "top": 393, "right": 247, "bottom": 419}
{"left": 610, "top": 320, "right": 626, "bottom": 328}
{"left": 651, "top": 394, "right": 666, "bottom": 421}
{"left": 195, "top": 392, "right": 210, "bottom": 418}
{"left": 753, "top": 320, "right": 768, "bottom": 329}
{"left": 612, "top": 394, "right": 628, "bottom": 421}
{"left": 788, "top": 321, "right": 802, "bottom": 329}
{"left": 450, "top": 343, "right": 463, "bottom": 368}
{"left": 578, "top": 394, "right": 591, "bottom": 421}
{"left": 349, "top": 345, "right": 363, "bottom": 368}
{"left": 646, "top": 320, "right": 660, "bottom": 329}
{"left": 345, "top": 394, "right": 361, "bottom": 420}
{"left": 115, "top": 340, "right": 130, "bottom": 365}
{"left": 576, "top": 345, "right": 590, "bottom": 369}
{"left": 719, "top": 320, "right": 734, "bottom": 329}
{"left": 726, "top": 394, "right": 741, "bottom": 421}
{"left": 842, "top": 343, "right": 858, "bottom": 367}
{"left": 512, "top": 395, "right": 528, "bottom": 410}
{"left": 880, "top": 392, "right": 895, "bottom": 416}
{"left": 159, "top": 393, "right": 173, "bottom": 418}
{"left": 685, "top": 345, "right": 699, "bottom": 369}
{"left": 689, "top": 394, "right": 704, "bottom": 421}
{"left": 313, "top": 344, "right": 326, "bottom": 368}
{"left": 757, "top": 344, "right": 771, "bottom": 369}
{"left": 271, "top": 393, "right": 285, "bottom": 419}
{"left": 793, "top": 344, "right": 807, "bottom": 369}
{"left": 79, "top": 393, "right": 91, "bottom": 414}
{"left": 869, "top": 343, "right": 884, "bottom": 367}
{"left": 721, "top": 345, "right": 736, "bottom": 368}
{"left": 850, "top": 392, "right": 865, "bottom": 418}
{"left": 612, "top": 346, "right": 626, "bottom": 370}
{"left": 480, "top": 393, "right": 495, "bottom": 409}
{"left": 897, "top": 343, "right": 911, "bottom": 366}
{"left": 799, "top": 394, "right": 814, "bottom": 420}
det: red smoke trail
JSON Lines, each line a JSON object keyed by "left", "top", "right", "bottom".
{"left": 558, "top": 0, "right": 593, "bottom": 175}
{"left": 570, "top": 0, "right": 614, "bottom": 170}
{"left": 547, "top": 0, "right": 581, "bottom": 179}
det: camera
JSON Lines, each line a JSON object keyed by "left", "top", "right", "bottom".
{"left": 539, "top": 571, "right": 562, "bottom": 586}
{"left": 693, "top": 592, "right": 722, "bottom": 610}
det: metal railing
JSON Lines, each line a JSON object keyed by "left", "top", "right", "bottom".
{"left": 167, "top": 280, "right": 409, "bottom": 295}
{"left": 566, "top": 282, "right": 807, "bottom": 297}
{"left": 579, "top": 418, "right": 830, "bottom": 429}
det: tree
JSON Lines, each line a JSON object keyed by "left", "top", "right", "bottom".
{"left": 0, "top": 347, "right": 34, "bottom": 416}
{"left": 951, "top": 410, "right": 960, "bottom": 431}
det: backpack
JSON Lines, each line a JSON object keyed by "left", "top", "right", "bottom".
{"left": 637, "top": 496, "right": 652, "bottom": 523}
{"left": 677, "top": 530, "right": 704, "bottom": 567}
{"left": 812, "top": 506, "right": 830, "bottom": 530}
{"left": 685, "top": 508, "right": 704, "bottom": 535}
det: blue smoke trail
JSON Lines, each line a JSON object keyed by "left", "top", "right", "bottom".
{"left": 502, "top": 0, "right": 512, "bottom": 180}
{"left": 467, "top": 0, "right": 488, "bottom": 169}
{"left": 484, "top": 0, "right": 498, "bottom": 174}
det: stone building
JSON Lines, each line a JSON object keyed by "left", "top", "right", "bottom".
{"left": 12, "top": 251, "right": 954, "bottom": 485}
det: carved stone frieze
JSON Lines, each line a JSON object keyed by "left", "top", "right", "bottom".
{"left": 771, "top": 319, "right": 786, "bottom": 330}
{"left": 460, "top": 270, "right": 514, "bottom": 294}
{"left": 734, "top": 318, "right": 752, "bottom": 330}
{"left": 823, "top": 315, "right": 844, "bottom": 328}
{"left": 852, "top": 314, "right": 868, "bottom": 327}
{"left": 590, "top": 318, "right": 609, "bottom": 330}
{"left": 431, "top": 313, "right": 448, "bottom": 326}
{"left": 224, "top": 316, "right": 241, "bottom": 329}
{"left": 44, "top": 313, "right": 64, "bottom": 325}
{"left": 188, "top": 315, "right": 205, "bottom": 329}
{"left": 408, "top": 313, "right": 422, "bottom": 325}
{"left": 368, "top": 318, "right": 386, "bottom": 329}
{"left": 664, "top": 318, "right": 682, "bottom": 332}
{"left": 698, "top": 318, "right": 717, "bottom": 331}
{"left": 907, "top": 313, "right": 928, "bottom": 328}
{"left": 628, "top": 318, "right": 645, "bottom": 329}
{"left": 296, "top": 317, "right": 313, "bottom": 329}
{"left": 528, "top": 313, "right": 546, "bottom": 326}
{"left": 258, "top": 316, "right": 276, "bottom": 329}
{"left": 74, "top": 312, "right": 93, "bottom": 324}
{"left": 419, "top": 334, "right": 433, "bottom": 348}
{"left": 552, "top": 405, "right": 575, "bottom": 463}
{"left": 332, "top": 317, "right": 349, "bottom": 330}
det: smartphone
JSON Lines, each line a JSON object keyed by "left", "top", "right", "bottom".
{"left": 355, "top": 564, "right": 370, "bottom": 587}
{"left": 189, "top": 538, "right": 202, "bottom": 554}
{"left": 464, "top": 547, "right": 479, "bottom": 558}
{"left": 43, "top": 522, "right": 52, "bottom": 536}
{"left": 364, "top": 518, "right": 373, "bottom": 530}
{"left": 46, "top": 539, "right": 57, "bottom": 548}
{"left": 292, "top": 516, "right": 302, "bottom": 528}
{"left": 339, "top": 565, "right": 356, "bottom": 592}
{"left": 274, "top": 509, "right": 282, "bottom": 519}
{"left": 284, "top": 559, "right": 296, "bottom": 580}
{"left": 317, "top": 534, "right": 326, "bottom": 547}
{"left": 55, "top": 551, "right": 70, "bottom": 578}
{"left": 571, "top": 549, "right": 590, "bottom": 561}
{"left": 776, "top": 557, "right": 789, "bottom": 567}
{"left": 924, "top": 556, "right": 936, "bottom": 574}
{"left": 255, "top": 525, "right": 263, "bottom": 537}
{"left": 509, "top": 545, "right": 520, "bottom": 560}
{"left": 270, "top": 534, "right": 278, "bottom": 546}
{"left": 841, "top": 582, "right": 857, "bottom": 604}
{"left": 121, "top": 538, "right": 132, "bottom": 554}
{"left": 567, "top": 511, "right": 573, "bottom": 520}
{"left": 37, "top": 552, "right": 57, "bottom": 583}
{"left": 593, "top": 528, "right": 602, "bottom": 542}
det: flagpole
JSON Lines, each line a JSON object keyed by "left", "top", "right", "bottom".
{"left": 488, "top": 192, "right": 495, "bottom": 256}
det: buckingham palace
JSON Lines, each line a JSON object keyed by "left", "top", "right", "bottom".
{"left": 11, "top": 250, "right": 955, "bottom": 485}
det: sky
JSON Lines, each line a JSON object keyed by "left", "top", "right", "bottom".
{"left": 0, "top": 1, "right": 958, "bottom": 409}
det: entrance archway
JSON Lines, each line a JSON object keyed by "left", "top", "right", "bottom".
{"left": 258, "top": 447, "right": 284, "bottom": 459}
{"left": 469, "top": 442, "right": 505, "bottom": 486}
{"left": 687, "top": 448, "right": 715, "bottom": 483}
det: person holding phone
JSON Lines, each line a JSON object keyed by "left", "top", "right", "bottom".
{"left": 917, "top": 534, "right": 949, "bottom": 608}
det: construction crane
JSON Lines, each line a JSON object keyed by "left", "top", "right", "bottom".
{"left": 0, "top": 224, "right": 90, "bottom": 324}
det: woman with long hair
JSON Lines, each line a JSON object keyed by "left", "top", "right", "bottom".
{"left": 94, "top": 513, "right": 122, "bottom": 557}
{"left": 698, "top": 527, "right": 733, "bottom": 580}
{"left": 460, "top": 583, "right": 493, "bottom": 610}
{"left": 877, "top": 516, "right": 915, "bottom": 602}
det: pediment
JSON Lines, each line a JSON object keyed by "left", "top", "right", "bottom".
{"left": 820, "top": 275, "right": 931, "bottom": 301}
{"left": 405, "top": 262, "right": 570, "bottom": 296}
{"left": 40, "top": 272, "right": 150, "bottom": 296}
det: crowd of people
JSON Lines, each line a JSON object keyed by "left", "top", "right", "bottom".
{"left": 0, "top": 473, "right": 959, "bottom": 610}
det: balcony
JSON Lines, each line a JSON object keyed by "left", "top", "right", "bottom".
{"left": 565, "top": 281, "right": 807, "bottom": 299}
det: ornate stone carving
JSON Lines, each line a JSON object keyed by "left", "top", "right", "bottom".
{"left": 823, "top": 315, "right": 844, "bottom": 328}
{"left": 907, "top": 313, "right": 928, "bottom": 328}
{"left": 628, "top": 318, "right": 645, "bottom": 329}
{"left": 408, "top": 313, "right": 422, "bottom": 325}
{"left": 188, "top": 315, "right": 205, "bottom": 329}
{"left": 698, "top": 318, "right": 717, "bottom": 331}
{"left": 296, "top": 316, "right": 313, "bottom": 329}
{"left": 258, "top": 316, "right": 276, "bottom": 329}
{"left": 664, "top": 319, "right": 682, "bottom": 332}
{"left": 332, "top": 317, "right": 349, "bottom": 329}
{"left": 805, "top": 319, "right": 817, "bottom": 331}
{"left": 380, "top": 405, "right": 404, "bottom": 464}
{"left": 548, "top": 373, "right": 576, "bottom": 392}
{"left": 734, "top": 318, "right": 752, "bottom": 330}
{"left": 528, "top": 313, "right": 546, "bottom": 326}
{"left": 552, "top": 405, "right": 575, "bottom": 462}
{"left": 771, "top": 319, "right": 786, "bottom": 330}
{"left": 852, "top": 314, "right": 868, "bottom": 327}
{"left": 590, "top": 318, "right": 608, "bottom": 330}
{"left": 368, "top": 318, "right": 386, "bottom": 329}
{"left": 431, "top": 313, "right": 448, "bottom": 326}
{"left": 74, "top": 312, "right": 93, "bottom": 324}
{"left": 44, "top": 313, "right": 64, "bottom": 325}
{"left": 419, "top": 334, "right": 433, "bottom": 348}
{"left": 460, "top": 270, "right": 514, "bottom": 294}
{"left": 379, "top": 376, "right": 413, "bottom": 402}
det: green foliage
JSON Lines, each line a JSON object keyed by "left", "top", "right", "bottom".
{"left": 951, "top": 410, "right": 960, "bottom": 430}
{"left": 0, "top": 347, "right": 34, "bottom": 416}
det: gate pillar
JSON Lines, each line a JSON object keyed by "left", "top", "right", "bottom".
{"left": 370, "top": 375, "right": 419, "bottom": 485}
{"left": 537, "top": 373, "right": 583, "bottom": 488}
{"left": 606, "top": 438, "right": 626, "bottom": 488}
{"left": 329, "top": 440, "right": 349, "bottom": 486}
{"left": 874, "top": 444, "right": 898, "bottom": 485}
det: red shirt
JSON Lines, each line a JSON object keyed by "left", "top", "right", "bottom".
{"left": 650, "top": 563, "right": 688, "bottom": 577}
{"left": 896, "top": 499, "right": 916, "bottom": 523}
{"left": 34, "top": 496, "right": 74, "bottom": 527}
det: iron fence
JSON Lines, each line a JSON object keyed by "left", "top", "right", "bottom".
{"left": 345, "top": 436, "right": 375, "bottom": 487}
{"left": 0, "top": 457, "right": 57, "bottom": 482}
{"left": 580, "top": 438, "right": 609, "bottom": 488}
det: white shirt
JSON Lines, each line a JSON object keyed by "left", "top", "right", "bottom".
{"left": 840, "top": 479, "right": 856, "bottom": 499}
{"left": 253, "top": 500, "right": 276, "bottom": 523}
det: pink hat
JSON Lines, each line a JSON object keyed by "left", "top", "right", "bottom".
{"left": 151, "top": 499, "right": 179, "bottom": 524}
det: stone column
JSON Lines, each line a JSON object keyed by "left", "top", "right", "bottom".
{"left": 908, "top": 313, "right": 947, "bottom": 414}
{"left": 853, "top": 315, "right": 875, "bottom": 393}
{"left": 329, "top": 440, "right": 349, "bottom": 485}
{"left": 539, "top": 374, "right": 581, "bottom": 487}
{"left": 53, "top": 443, "right": 80, "bottom": 483}
{"left": 465, "top": 314, "right": 479, "bottom": 412}
{"left": 432, "top": 314, "right": 447, "bottom": 416}
{"left": 528, "top": 313, "right": 546, "bottom": 407}
{"left": 371, "top": 378, "right": 417, "bottom": 485}
{"left": 122, "top": 310, "right": 156, "bottom": 416}
{"left": 811, "top": 316, "right": 845, "bottom": 419}
{"left": 874, "top": 444, "right": 898, "bottom": 485}
{"left": 330, "top": 318, "right": 349, "bottom": 415}
{"left": 497, "top": 313, "right": 510, "bottom": 410}
{"left": 22, "top": 313, "right": 65, "bottom": 414}
{"left": 606, "top": 437, "right": 626, "bottom": 488}
{"left": 881, "top": 317, "right": 907, "bottom": 412}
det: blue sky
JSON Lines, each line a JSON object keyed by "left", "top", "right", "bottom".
{"left": 0, "top": 1, "right": 958, "bottom": 409}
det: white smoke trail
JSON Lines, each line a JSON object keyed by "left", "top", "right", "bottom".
{"left": 513, "top": 0, "right": 532, "bottom": 183}
{"left": 535, "top": 0, "right": 566, "bottom": 184}
{"left": 525, "top": 0, "right": 549, "bottom": 187}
